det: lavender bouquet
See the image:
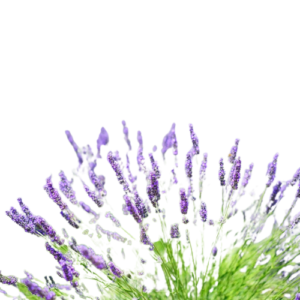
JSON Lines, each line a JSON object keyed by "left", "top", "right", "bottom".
{"left": 1, "top": 122, "right": 300, "bottom": 300}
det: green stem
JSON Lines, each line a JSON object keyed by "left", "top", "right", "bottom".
{"left": 189, "top": 231, "right": 198, "bottom": 300}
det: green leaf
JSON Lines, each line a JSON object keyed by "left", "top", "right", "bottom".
{"left": 49, "top": 287, "right": 68, "bottom": 297}
{"left": 58, "top": 245, "right": 69, "bottom": 254}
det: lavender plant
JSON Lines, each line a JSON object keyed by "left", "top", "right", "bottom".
{"left": 2, "top": 122, "right": 300, "bottom": 300}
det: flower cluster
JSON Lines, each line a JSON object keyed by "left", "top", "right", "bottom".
{"left": 0, "top": 119, "right": 300, "bottom": 300}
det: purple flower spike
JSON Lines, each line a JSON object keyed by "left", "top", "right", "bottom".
{"left": 121, "top": 119, "right": 133, "bottom": 152}
{"left": 170, "top": 224, "right": 180, "bottom": 239}
{"left": 79, "top": 201, "right": 92, "bottom": 213}
{"left": 44, "top": 176, "right": 68, "bottom": 211}
{"left": 124, "top": 195, "right": 142, "bottom": 223}
{"left": 59, "top": 171, "right": 77, "bottom": 205}
{"left": 17, "top": 198, "right": 33, "bottom": 218}
{"left": 140, "top": 225, "right": 153, "bottom": 250}
{"left": 65, "top": 130, "right": 83, "bottom": 165}
{"left": 0, "top": 271, "right": 17, "bottom": 286}
{"left": 134, "top": 191, "right": 148, "bottom": 219}
{"left": 162, "top": 123, "right": 177, "bottom": 159}
{"left": 147, "top": 171, "right": 160, "bottom": 208}
{"left": 83, "top": 182, "right": 104, "bottom": 208}
{"left": 199, "top": 153, "right": 208, "bottom": 180}
{"left": 199, "top": 202, "right": 207, "bottom": 222}
{"left": 266, "top": 181, "right": 282, "bottom": 214}
{"left": 95, "top": 125, "right": 110, "bottom": 160}
{"left": 291, "top": 167, "right": 300, "bottom": 187}
{"left": 266, "top": 153, "right": 279, "bottom": 187}
{"left": 209, "top": 219, "right": 214, "bottom": 226}
{"left": 278, "top": 180, "right": 291, "bottom": 201}
{"left": 228, "top": 139, "right": 240, "bottom": 164}
{"left": 296, "top": 181, "right": 300, "bottom": 198}
{"left": 21, "top": 277, "right": 56, "bottom": 300}
{"left": 153, "top": 145, "right": 157, "bottom": 152}
{"left": 189, "top": 124, "right": 200, "bottom": 155}
{"left": 231, "top": 157, "right": 242, "bottom": 190}
{"left": 172, "top": 169, "right": 178, "bottom": 184}
{"left": 77, "top": 244, "right": 107, "bottom": 270}
{"left": 60, "top": 210, "right": 80, "bottom": 229}
{"left": 108, "top": 261, "right": 123, "bottom": 278}
{"left": 241, "top": 164, "right": 254, "bottom": 188}
{"left": 180, "top": 188, "right": 188, "bottom": 215}
{"left": 45, "top": 243, "right": 67, "bottom": 262}
{"left": 185, "top": 152, "right": 193, "bottom": 178}
{"left": 294, "top": 293, "right": 300, "bottom": 300}
{"left": 107, "top": 151, "right": 130, "bottom": 193}
{"left": 149, "top": 153, "right": 160, "bottom": 179}
{"left": 219, "top": 158, "right": 226, "bottom": 186}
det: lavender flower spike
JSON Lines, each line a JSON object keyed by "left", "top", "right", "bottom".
{"left": 294, "top": 293, "right": 300, "bottom": 300}
{"left": 228, "top": 139, "right": 240, "bottom": 164}
{"left": 170, "top": 224, "right": 180, "bottom": 238}
{"left": 231, "top": 157, "right": 241, "bottom": 190}
{"left": 122, "top": 120, "right": 131, "bottom": 151}
{"left": 65, "top": 130, "right": 83, "bottom": 165}
{"left": 241, "top": 163, "right": 254, "bottom": 188}
{"left": 219, "top": 158, "right": 226, "bottom": 186}
{"left": 199, "top": 153, "right": 208, "bottom": 180}
{"left": 185, "top": 152, "right": 193, "bottom": 178}
{"left": 188, "top": 122, "right": 201, "bottom": 156}
{"left": 290, "top": 168, "right": 300, "bottom": 186}
{"left": 124, "top": 195, "right": 142, "bottom": 223}
{"left": 108, "top": 261, "right": 123, "bottom": 278}
{"left": 140, "top": 224, "right": 153, "bottom": 250}
{"left": 147, "top": 171, "right": 160, "bottom": 208}
{"left": 149, "top": 153, "right": 160, "bottom": 179}
{"left": 134, "top": 190, "right": 148, "bottom": 219}
{"left": 212, "top": 246, "right": 218, "bottom": 257}
{"left": 97, "top": 127, "right": 109, "bottom": 158}
{"left": 266, "top": 153, "right": 279, "bottom": 187}
{"left": 162, "top": 123, "right": 176, "bottom": 159}
{"left": 59, "top": 171, "right": 77, "bottom": 205}
{"left": 137, "top": 131, "right": 144, "bottom": 171}
{"left": 83, "top": 182, "right": 104, "bottom": 207}
{"left": 180, "top": 188, "right": 189, "bottom": 215}
{"left": 77, "top": 244, "right": 108, "bottom": 270}
{"left": 0, "top": 271, "right": 17, "bottom": 286}
{"left": 44, "top": 176, "right": 68, "bottom": 211}
{"left": 200, "top": 202, "right": 207, "bottom": 222}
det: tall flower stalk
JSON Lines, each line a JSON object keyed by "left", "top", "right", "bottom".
{"left": 0, "top": 120, "right": 300, "bottom": 300}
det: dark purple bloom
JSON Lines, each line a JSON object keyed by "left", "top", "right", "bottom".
{"left": 230, "top": 157, "right": 241, "bottom": 190}
{"left": 34, "top": 216, "right": 64, "bottom": 245}
{"left": 170, "top": 224, "right": 180, "bottom": 238}
{"left": 122, "top": 120, "right": 131, "bottom": 151}
{"left": 60, "top": 210, "right": 80, "bottom": 229}
{"left": 44, "top": 176, "right": 68, "bottom": 211}
{"left": 266, "top": 153, "right": 279, "bottom": 187}
{"left": 228, "top": 139, "right": 239, "bottom": 164}
{"left": 199, "top": 202, "right": 207, "bottom": 222}
{"left": 59, "top": 260, "right": 78, "bottom": 281}
{"left": 124, "top": 195, "right": 142, "bottom": 223}
{"left": 107, "top": 151, "right": 130, "bottom": 193}
{"left": 45, "top": 242, "right": 69, "bottom": 263}
{"left": 147, "top": 171, "right": 160, "bottom": 208}
{"left": 219, "top": 158, "right": 226, "bottom": 186}
{"left": 140, "top": 224, "right": 153, "bottom": 250}
{"left": 149, "top": 153, "right": 160, "bottom": 179}
{"left": 266, "top": 179, "right": 284, "bottom": 214}
{"left": 189, "top": 124, "right": 199, "bottom": 155}
{"left": 162, "top": 123, "right": 177, "bottom": 159}
{"left": 88, "top": 169, "right": 104, "bottom": 192}
{"left": 108, "top": 261, "right": 123, "bottom": 278}
{"left": 185, "top": 152, "right": 193, "bottom": 178}
{"left": 82, "top": 182, "right": 104, "bottom": 207}
{"left": 65, "top": 130, "right": 83, "bottom": 165}
{"left": 180, "top": 188, "right": 188, "bottom": 215}
{"left": 6, "top": 207, "right": 36, "bottom": 235}
{"left": 97, "top": 127, "right": 109, "bottom": 158}
{"left": 134, "top": 191, "right": 148, "bottom": 219}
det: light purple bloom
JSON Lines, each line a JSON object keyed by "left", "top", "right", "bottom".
{"left": 219, "top": 158, "right": 226, "bottom": 186}
{"left": 291, "top": 168, "right": 300, "bottom": 186}
{"left": 0, "top": 271, "right": 17, "bottom": 286}
{"left": 266, "top": 153, "right": 279, "bottom": 187}
{"left": 77, "top": 244, "right": 108, "bottom": 270}
{"left": 59, "top": 171, "right": 77, "bottom": 205}
{"left": 199, "top": 153, "right": 208, "bottom": 180}
{"left": 212, "top": 246, "right": 218, "bottom": 257}
{"left": 241, "top": 163, "right": 254, "bottom": 188}
{"left": 121, "top": 119, "right": 133, "bottom": 152}
{"left": 140, "top": 224, "right": 153, "bottom": 250}
{"left": 97, "top": 127, "right": 109, "bottom": 158}
{"left": 185, "top": 152, "right": 193, "bottom": 178}
{"left": 147, "top": 171, "right": 160, "bottom": 208}
{"left": 134, "top": 191, "right": 148, "bottom": 219}
{"left": 82, "top": 182, "right": 104, "bottom": 208}
{"left": 172, "top": 169, "right": 178, "bottom": 184}
{"left": 228, "top": 139, "right": 239, "bottom": 164}
{"left": 65, "top": 130, "right": 83, "bottom": 165}
{"left": 162, "top": 123, "right": 177, "bottom": 159}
